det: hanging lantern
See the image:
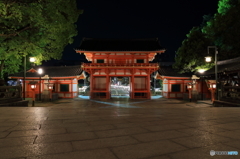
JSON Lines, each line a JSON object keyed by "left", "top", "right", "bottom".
{"left": 205, "top": 56, "right": 212, "bottom": 62}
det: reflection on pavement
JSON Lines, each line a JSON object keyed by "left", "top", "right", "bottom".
{"left": 78, "top": 95, "right": 163, "bottom": 108}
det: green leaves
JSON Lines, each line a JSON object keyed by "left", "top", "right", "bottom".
{"left": 173, "top": 27, "right": 213, "bottom": 73}
{"left": 0, "top": 0, "right": 82, "bottom": 77}
{"left": 175, "top": 0, "right": 240, "bottom": 74}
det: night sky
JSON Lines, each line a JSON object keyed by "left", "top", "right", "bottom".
{"left": 61, "top": 0, "right": 219, "bottom": 62}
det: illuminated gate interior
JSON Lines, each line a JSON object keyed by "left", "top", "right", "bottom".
{"left": 110, "top": 77, "right": 130, "bottom": 98}
{"left": 76, "top": 38, "right": 165, "bottom": 99}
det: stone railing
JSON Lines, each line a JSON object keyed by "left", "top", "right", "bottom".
{"left": 0, "top": 86, "right": 22, "bottom": 100}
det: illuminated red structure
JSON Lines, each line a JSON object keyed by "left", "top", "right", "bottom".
{"left": 76, "top": 38, "right": 165, "bottom": 99}
{"left": 9, "top": 66, "right": 83, "bottom": 100}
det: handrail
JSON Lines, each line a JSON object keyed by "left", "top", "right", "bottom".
{"left": 82, "top": 63, "right": 159, "bottom": 67}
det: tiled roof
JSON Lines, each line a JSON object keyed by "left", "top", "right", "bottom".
{"left": 76, "top": 38, "right": 165, "bottom": 51}
{"left": 158, "top": 66, "right": 192, "bottom": 77}
{"left": 198, "top": 56, "right": 240, "bottom": 76}
{"left": 9, "top": 65, "right": 82, "bottom": 78}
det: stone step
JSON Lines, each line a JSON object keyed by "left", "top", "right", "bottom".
{"left": 0, "top": 100, "right": 29, "bottom": 107}
{"left": 0, "top": 98, "right": 22, "bottom": 104}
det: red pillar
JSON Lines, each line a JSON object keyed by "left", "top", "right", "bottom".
{"left": 90, "top": 73, "right": 93, "bottom": 99}
{"left": 189, "top": 90, "right": 192, "bottom": 102}
{"left": 211, "top": 89, "right": 216, "bottom": 102}
{"left": 106, "top": 69, "right": 110, "bottom": 99}
{"left": 131, "top": 69, "right": 135, "bottom": 99}
{"left": 147, "top": 71, "right": 151, "bottom": 99}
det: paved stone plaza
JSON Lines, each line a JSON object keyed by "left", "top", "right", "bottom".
{"left": 0, "top": 97, "right": 240, "bottom": 159}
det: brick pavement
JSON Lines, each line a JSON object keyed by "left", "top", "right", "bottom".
{"left": 0, "top": 96, "right": 239, "bottom": 159}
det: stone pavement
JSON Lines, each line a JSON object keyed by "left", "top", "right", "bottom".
{"left": 0, "top": 96, "right": 240, "bottom": 159}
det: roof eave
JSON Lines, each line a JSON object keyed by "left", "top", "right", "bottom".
{"left": 75, "top": 50, "right": 165, "bottom": 53}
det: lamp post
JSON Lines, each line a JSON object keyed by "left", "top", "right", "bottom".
{"left": 29, "top": 81, "right": 37, "bottom": 106}
{"left": 37, "top": 68, "right": 43, "bottom": 101}
{"left": 47, "top": 83, "right": 54, "bottom": 101}
{"left": 208, "top": 83, "right": 216, "bottom": 102}
{"left": 23, "top": 56, "right": 37, "bottom": 100}
{"left": 191, "top": 75, "right": 200, "bottom": 102}
{"left": 205, "top": 46, "right": 218, "bottom": 100}
{"left": 23, "top": 56, "right": 26, "bottom": 100}
{"left": 187, "top": 83, "right": 193, "bottom": 102}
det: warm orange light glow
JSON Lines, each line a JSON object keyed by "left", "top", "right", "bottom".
{"left": 212, "top": 84, "right": 216, "bottom": 89}
{"left": 31, "top": 85, "right": 36, "bottom": 89}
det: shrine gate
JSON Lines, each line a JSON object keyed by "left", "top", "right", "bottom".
{"left": 76, "top": 38, "right": 165, "bottom": 99}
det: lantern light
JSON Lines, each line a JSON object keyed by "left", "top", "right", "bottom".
{"left": 29, "top": 57, "right": 36, "bottom": 63}
{"left": 31, "top": 84, "right": 36, "bottom": 89}
{"left": 29, "top": 81, "right": 37, "bottom": 90}
{"left": 48, "top": 84, "right": 53, "bottom": 90}
{"left": 205, "top": 56, "right": 212, "bottom": 62}
{"left": 38, "top": 68, "right": 43, "bottom": 74}
{"left": 212, "top": 83, "right": 216, "bottom": 89}
{"left": 187, "top": 83, "right": 192, "bottom": 90}
{"left": 198, "top": 69, "right": 205, "bottom": 73}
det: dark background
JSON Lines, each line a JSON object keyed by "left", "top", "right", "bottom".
{"left": 45, "top": 0, "right": 219, "bottom": 65}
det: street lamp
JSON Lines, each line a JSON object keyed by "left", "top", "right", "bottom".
{"left": 187, "top": 83, "right": 193, "bottom": 102}
{"left": 205, "top": 46, "right": 218, "bottom": 100}
{"left": 23, "top": 56, "right": 37, "bottom": 100}
{"left": 29, "top": 57, "right": 36, "bottom": 63}
{"left": 29, "top": 81, "right": 37, "bottom": 106}
{"left": 37, "top": 68, "right": 43, "bottom": 101}
{"left": 205, "top": 56, "right": 212, "bottom": 62}
{"left": 23, "top": 56, "right": 26, "bottom": 100}
{"left": 208, "top": 83, "right": 216, "bottom": 102}
{"left": 47, "top": 83, "right": 54, "bottom": 101}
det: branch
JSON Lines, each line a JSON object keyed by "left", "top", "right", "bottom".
{"left": 0, "top": 25, "right": 31, "bottom": 37}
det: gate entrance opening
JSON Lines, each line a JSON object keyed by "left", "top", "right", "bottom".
{"left": 110, "top": 77, "right": 130, "bottom": 98}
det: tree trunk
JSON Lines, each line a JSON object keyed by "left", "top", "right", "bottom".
{"left": 0, "top": 60, "right": 4, "bottom": 80}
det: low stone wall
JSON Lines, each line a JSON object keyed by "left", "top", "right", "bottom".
{"left": 0, "top": 86, "right": 29, "bottom": 107}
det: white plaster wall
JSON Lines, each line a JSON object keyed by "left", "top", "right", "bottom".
{"left": 163, "top": 84, "right": 168, "bottom": 92}
{"left": 73, "top": 93, "right": 77, "bottom": 97}
{"left": 163, "top": 92, "right": 167, "bottom": 97}
{"left": 73, "top": 84, "right": 77, "bottom": 92}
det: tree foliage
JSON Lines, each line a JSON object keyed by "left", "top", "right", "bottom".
{"left": 0, "top": 0, "right": 82, "bottom": 78}
{"left": 173, "top": 27, "right": 213, "bottom": 73}
{"left": 174, "top": 0, "right": 240, "bottom": 73}
{"left": 203, "top": 0, "right": 240, "bottom": 60}
{"left": 217, "top": 0, "right": 239, "bottom": 15}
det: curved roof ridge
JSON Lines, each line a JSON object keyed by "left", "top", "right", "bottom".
{"left": 34, "top": 65, "right": 81, "bottom": 69}
{"left": 217, "top": 56, "right": 240, "bottom": 65}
